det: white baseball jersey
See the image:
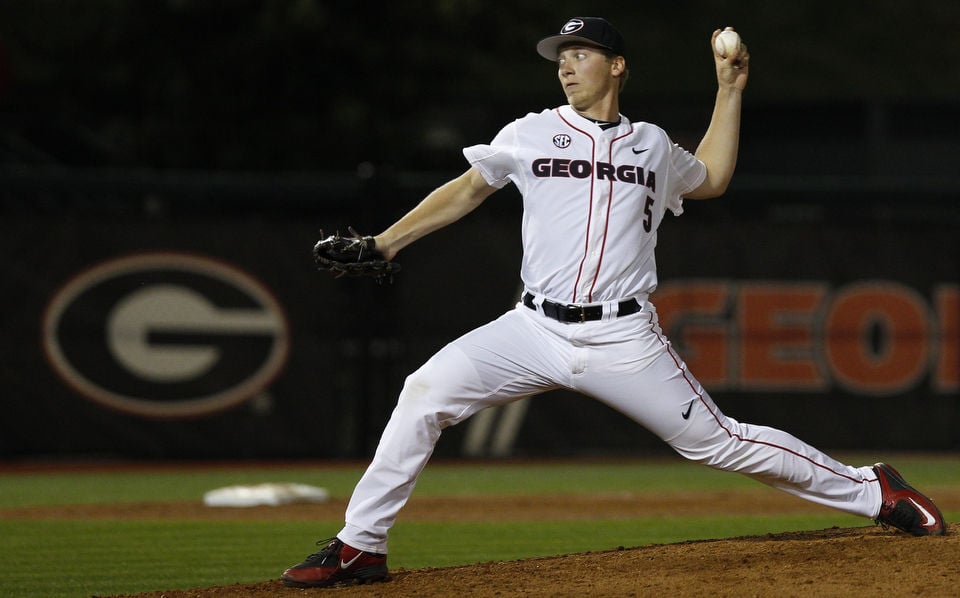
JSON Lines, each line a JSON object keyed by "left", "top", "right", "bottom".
{"left": 463, "top": 104, "right": 705, "bottom": 304}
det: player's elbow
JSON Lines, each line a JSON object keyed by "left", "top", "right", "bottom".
{"left": 685, "top": 175, "right": 729, "bottom": 200}
{"left": 690, "top": 153, "right": 737, "bottom": 199}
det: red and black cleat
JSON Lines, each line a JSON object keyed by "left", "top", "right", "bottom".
{"left": 281, "top": 537, "right": 388, "bottom": 588}
{"left": 873, "top": 463, "right": 946, "bottom": 536}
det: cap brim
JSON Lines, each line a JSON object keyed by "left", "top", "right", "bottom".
{"left": 536, "top": 35, "right": 610, "bottom": 60}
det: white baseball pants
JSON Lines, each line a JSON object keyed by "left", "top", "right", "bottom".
{"left": 339, "top": 300, "right": 881, "bottom": 554}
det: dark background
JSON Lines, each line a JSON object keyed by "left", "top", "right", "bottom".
{"left": 2, "top": 1, "right": 958, "bottom": 174}
{"left": 1, "top": 1, "right": 957, "bottom": 460}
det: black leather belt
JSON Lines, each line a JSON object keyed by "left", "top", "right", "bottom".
{"left": 522, "top": 292, "right": 641, "bottom": 323}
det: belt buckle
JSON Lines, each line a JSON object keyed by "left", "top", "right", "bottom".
{"left": 577, "top": 305, "right": 587, "bottom": 323}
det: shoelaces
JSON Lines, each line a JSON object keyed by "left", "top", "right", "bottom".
{"left": 879, "top": 501, "right": 919, "bottom": 531}
{"left": 301, "top": 538, "right": 341, "bottom": 566}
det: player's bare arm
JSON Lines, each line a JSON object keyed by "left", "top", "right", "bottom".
{"left": 374, "top": 167, "right": 496, "bottom": 260}
{"left": 685, "top": 28, "right": 750, "bottom": 200}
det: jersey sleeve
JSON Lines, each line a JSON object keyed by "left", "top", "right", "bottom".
{"left": 665, "top": 141, "right": 707, "bottom": 216}
{"left": 462, "top": 121, "right": 519, "bottom": 189}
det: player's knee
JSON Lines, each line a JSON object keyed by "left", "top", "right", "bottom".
{"left": 671, "top": 444, "right": 724, "bottom": 467}
{"left": 667, "top": 425, "right": 739, "bottom": 469}
{"left": 395, "top": 371, "right": 460, "bottom": 430}
{"left": 398, "top": 372, "right": 432, "bottom": 405}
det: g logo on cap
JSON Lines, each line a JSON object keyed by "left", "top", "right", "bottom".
{"left": 561, "top": 18, "right": 585, "bottom": 34}
{"left": 537, "top": 16, "right": 626, "bottom": 61}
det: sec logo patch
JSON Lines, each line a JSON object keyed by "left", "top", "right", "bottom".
{"left": 553, "top": 134, "right": 572, "bottom": 149}
{"left": 42, "top": 252, "right": 290, "bottom": 419}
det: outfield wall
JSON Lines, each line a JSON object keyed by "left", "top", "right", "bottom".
{"left": 2, "top": 169, "right": 957, "bottom": 459}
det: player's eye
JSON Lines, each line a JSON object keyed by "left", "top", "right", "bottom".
{"left": 558, "top": 51, "right": 588, "bottom": 66}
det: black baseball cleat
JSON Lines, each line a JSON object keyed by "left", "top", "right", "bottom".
{"left": 873, "top": 463, "right": 946, "bottom": 536}
{"left": 281, "top": 537, "right": 388, "bottom": 588}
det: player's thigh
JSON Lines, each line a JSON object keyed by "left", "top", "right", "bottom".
{"left": 580, "top": 342, "right": 708, "bottom": 442}
{"left": 403, "top": 308, "right": 564, "bottom": 425}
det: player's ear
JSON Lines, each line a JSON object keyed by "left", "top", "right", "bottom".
{"left": 610, "top": 55, "right": 626, "bottom": 76}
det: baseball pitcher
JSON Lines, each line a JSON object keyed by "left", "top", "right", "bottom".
{"left": 287, "top": 16, "right": 945, "bottom": 588}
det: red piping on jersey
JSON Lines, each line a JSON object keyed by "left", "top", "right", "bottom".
{"left": 556, "top": 109, "right": 596, "bottom": 303}
{"left": 646, "top": 310, "right": 872, "bottom": 486}
{"left": 586, "top": 129, "right": 635, "bottom": 301}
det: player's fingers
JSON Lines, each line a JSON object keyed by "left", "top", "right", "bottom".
{"left": 733, "top": 43, "right": 749, "bottom": 69}
{"left": 710, "top": 29, "right": 721, "bottom": 49}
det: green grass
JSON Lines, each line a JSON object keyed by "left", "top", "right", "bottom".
{"left": 8, "top": 454, "right": 956, "bottom": 507}
{"left": 0, "top": 455, "right": 957, "bottom": 598}
{"left": 386, "top": 514, "right": 872, "bottom": 566}
{"left": 0, "top": 519, "right": 297, "bottom": 598}
{"left": 0, "top": 466, "right": 367, "bottom": 508}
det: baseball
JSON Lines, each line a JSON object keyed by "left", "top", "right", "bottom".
{"left": 714, "top": 30, "right": 741, "bottom": 58}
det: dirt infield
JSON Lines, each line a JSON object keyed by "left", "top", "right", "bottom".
{"left": 9, "top": 489, "right": 957, "bottom": 598}
{"left": 118, "top": 525, "right": 959, "bottom": 598}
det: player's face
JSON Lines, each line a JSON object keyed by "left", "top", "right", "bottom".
{"left": 556, "top": 46, "right": 619, "bottom": 111}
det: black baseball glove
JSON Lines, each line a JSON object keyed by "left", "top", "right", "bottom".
{"left": 313, "top": 228, "right": 400, "bottom": 282}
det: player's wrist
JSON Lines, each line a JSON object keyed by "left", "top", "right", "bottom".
{"left": 715, "top": 85, "right": 744, "bottom": 102}
{"left": 373, "top": 233, "right": 397, "bottom": 261}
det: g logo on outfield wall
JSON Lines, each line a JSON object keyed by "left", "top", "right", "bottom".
{"left": 42, "top": 252, "right": 290, "bottom": 418}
